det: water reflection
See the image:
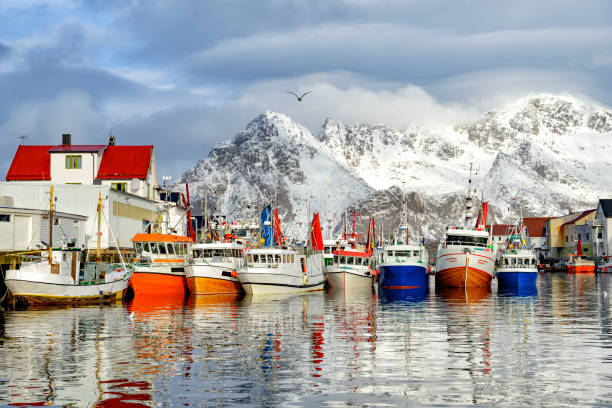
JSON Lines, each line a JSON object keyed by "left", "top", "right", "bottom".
{"left": 1, "top": 276, "right": 612, "bottom": 406}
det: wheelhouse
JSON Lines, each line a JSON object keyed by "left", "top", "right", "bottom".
{"left": 132, "top": 233, "right": 193, "bottom": 264}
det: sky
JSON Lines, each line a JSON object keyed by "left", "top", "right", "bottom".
{"left": 0, "top": 0, "right": 611, "bottom": 179}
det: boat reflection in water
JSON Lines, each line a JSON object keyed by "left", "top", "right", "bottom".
{"left": 498, "top": 285, "right": 538, "bottom": 297}
{"left": 436, "top": 286, "right": 491, "bottom": 305}
{"left": 378, "top": 286, "right": 429, "bottom": 303}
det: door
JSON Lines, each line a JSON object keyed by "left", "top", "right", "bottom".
{"left": 13, "top": 215, "right": 31, "bottom": 250}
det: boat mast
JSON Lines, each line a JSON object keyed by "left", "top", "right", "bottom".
{"left": 48, "top": 185, "right": 54, "bottom": 264}
{"left": 464, "top": 162, "right": 475, "bottom": 229}
{"left": 97, "top": 192, "right": 102, "bottom": 263}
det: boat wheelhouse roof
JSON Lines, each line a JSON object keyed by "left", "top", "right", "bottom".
{"left": 445, "top": 227, "right": 489, "bottom": 238}
{"left": 247, "top": 247, "right": 296, "bottom": 255}
{"left": 383, "top": 243, "right": 423, "bottom": 251}
{"left": 191, "top": 242, "right": 244, "bottom": 250}
{"left": 501, "top": 249, "right": 536, "bottom": 258}
{"left": 333, "top": 249, "right": 371, "bottom": 258}
{"left": 132, "top": 233, "right": 193, "bottom": 243}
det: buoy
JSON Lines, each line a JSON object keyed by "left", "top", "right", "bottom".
{"left": 231, "top": 270, "right": 237, "bottom": 277}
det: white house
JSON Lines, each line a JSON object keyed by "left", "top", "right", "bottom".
{"left": 593, "top": 199, "right": 612, "bottom": 258}
{"left": 3, "top": 134, "right": 188, "bottom": 250}
{"left": 6, "top": 133, "right": 159, "bottom": 200}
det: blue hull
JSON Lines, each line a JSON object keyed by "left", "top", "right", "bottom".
{"left": 497, "top": 271, "right": 538, "bottom": 296}
{"left": 378, "top": 264, "right": 428, "bottom": 289}
{"left": 379, "top": 286, "right": 428, "bottom": 303}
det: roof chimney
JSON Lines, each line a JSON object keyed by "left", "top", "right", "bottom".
{"left": 108, "top": 134, "right": 115, "bottom": 146}
{"left": 62, "top": 133, "right": 71, "bottom": 145}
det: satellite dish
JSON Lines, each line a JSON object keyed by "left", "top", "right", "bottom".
{"left": 130, "top": 178, "right": 140, "bottom": 193}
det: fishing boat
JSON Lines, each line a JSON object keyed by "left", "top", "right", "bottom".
{"left": 325, "top": 214, "right": 374, "bottom": 290}
{"left": 435, "top": 164, "right": 495, "bottom": 288}
{"left": 566, "top": 239, "right": 595, "bottom": 273}
{"left": 130, "top": 233, "right": 193, "bottom": 296}
{"left": 597, "top": 256, "right": 612, "bottom": 273}
{"left": 237, "top": 206, "right": 325, "bottom": 295}
{"left": 185, "top": 241, "right": 245, "bottom": 295}
{"left": 496, "top": 224, "right": 538, "bottom": 292}
{"left": 4, "top": 188, "right": 132, "bottom": 305}
{"left": 378, "top": 197, "right": 429, "bottom": 290}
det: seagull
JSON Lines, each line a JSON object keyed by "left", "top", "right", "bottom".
{"left": 286, "top": 91, "right": 311, "bottom": 102}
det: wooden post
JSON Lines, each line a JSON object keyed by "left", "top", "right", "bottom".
{"left": 49, "top": 185, "right": 54, "bottom": 265}
{"left": 97, "top": 192, "right": 102, "bottom": 263}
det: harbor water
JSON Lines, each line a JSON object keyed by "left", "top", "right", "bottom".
{"left": 1, "top": 272, "right": 611, "bottom": 407}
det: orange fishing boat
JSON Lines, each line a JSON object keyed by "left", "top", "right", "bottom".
{"left": 129, "top": 233, "right": 193, "bottom": 296}
{"left": 566, "top": 239, "right": 595, "bottom": 273}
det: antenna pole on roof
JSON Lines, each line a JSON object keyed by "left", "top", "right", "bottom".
{"left": 19, "top": 135, "right": 28, "bottom": 145}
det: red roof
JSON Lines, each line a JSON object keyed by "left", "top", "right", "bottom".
{"left": 333, "top": 249, "right": 372, "bottom": 258}
{"left": 6, "top": 145, "right": 54, "bottom": 180}
{"left": 96, "top": 146, "right": 153, "bottom": 180}
{"left": 522, "top": 217, "right": 551, "bottom": 237}
{"left": 486, "top": 224, "right": 513, "bottom": 236}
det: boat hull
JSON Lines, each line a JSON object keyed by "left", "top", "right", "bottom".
{"left": 240, "top": 280, "right": 325, "bottom": 296}
{"left": 185, "top": 264, "right": 242, "bottom": 295}
{"left": 435, "top": 249, "right": 494, "bottom": 288}
{"left": 325, "top": 270, "right": 373, "bottom": 290}
{"left": 567, "top": 265, "right": 596, "bottom": 273}
{"left": 129, "top": 267, "right": 187, "bottom": 296}
{"left": 378, "top": 264, "right": 428, "bottom": 289}
{"left": 496, "top": 271, "right": 538, "bottom": 291}
{"left": 5, "top": 277, "right": 129, "bottom": 305}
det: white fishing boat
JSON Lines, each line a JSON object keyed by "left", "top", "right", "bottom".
{"left": 435, "top": 164, "right": 495, "bottom": 288}
{"left": 325, "top": 213, "right": 374, "bottom": 290}
{"left": 4, "top": 188, "right": 132, "bottom": 305}
{"left": 185, "top": 242, "right": 245, "bottom": 295}
{"left": 237, "top": 206, "right": 325, "bottom": 295}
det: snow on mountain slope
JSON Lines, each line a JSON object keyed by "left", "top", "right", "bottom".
{"left": 180, "top": 111, "right": 373, "bottom": 238}
{"left": 181, "top": 94, "right": 612, "bottom": 240}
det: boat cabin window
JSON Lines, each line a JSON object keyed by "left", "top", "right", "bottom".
{"left": 334, "top": 255, "right": 339, "bottom": 264}
{"left": 395, "top": 251, "right": 409, "bottom": 257}
{"left": 363, "top": 258, "right": 369, "bottom": 266}
{"left": 150, "top": 243, "right": 159, "bottom": 254}
{"left": 510, "top": 258, "right": 516, "bottom": 265}
{"left": 252, "top": 254, "right": 258, "bottom": 263}
{"left": 193, "top": 250, "right": 200, "bottom": 258}
{"left": 283, "top": 254, "right": 287, "bottom": 263}
{"left": 517, "top": 258, "right": 523, "bottom": 265}
{"left": 291, "top": 254, "right": 295, "bottom": 263}
{"left": 413, "top": 251, "right": 420, "bottom": 257}
{"left": 167, "top": 244, "right": 175, "bottom": 254}
{"left": 275, "top": 254, "right": 281, "bottom": 263}
{"left": 504, "top": 258, "right": 509, "bottom": 265}
{"left": 324, "top": 247, "right": 332, "bottom": 254}
{"left": 446, "top": 235, "right": 488, "bottom": 246}
{"left": 347, "top": 257, "right": 354, "bottom": 265}
{"left": 387, "top": 251, "right": 394, "bottom": 257}
{"left": 134, "top": 242, "right": 143, "bottom": 253}
{"left": 340, "top": 256, "right": 346, "bottom": 264}
{"left": 159, "top": 244, "right": 167, "bottom": 254}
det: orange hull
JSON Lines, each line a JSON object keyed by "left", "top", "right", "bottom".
{"left": 129, "top": 271, "right": 187, "bottom": 296}
{"left": 186, "top": 276, "right": 243, "bottom": 295}
{"left": 567, "top": 265, "right": 595, "bottom": 273}
{"left": 435, "top": 266, "right": 492, "bottom": 288}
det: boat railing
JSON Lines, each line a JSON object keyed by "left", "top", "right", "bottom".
{"left": 442, "top": 241, "right": 488, "bottom": 248}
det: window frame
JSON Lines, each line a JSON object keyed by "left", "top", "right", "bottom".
{"left": 65, "top": 155, "right": 82, "bottom": 169}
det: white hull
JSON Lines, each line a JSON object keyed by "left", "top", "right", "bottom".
{"left": 5, "top": 269, "right": 131, "bottom": 301}
{"left": 185, "top": 263, "right": 236, "bottom": 281}
{"left": 237, "top": 252, "right": 325, "bottom": 296}
{"left": 325, "top": 269, "right": 373, "bottom": 290}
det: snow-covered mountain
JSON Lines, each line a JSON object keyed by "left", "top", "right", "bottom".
{"left": 181, "top": 94, "right": 612, "bottom": 240}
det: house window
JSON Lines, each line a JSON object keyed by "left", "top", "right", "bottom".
{"left": 586, "top": 233, "right": 590, "bottom": 240}
{"left": 578, "top": 234, "right": 582, "bottom": 240}
{"left": 598, "top": 232, "right": 603, "bottom": 239}
{"left": 0, "top": 214, "right": 10, "bottom": 222}
{"left": 111, "top": 183, "right": 127, "bottom": 192}
{"left": 565, "top": 236, "right": 568, "bottom": 242}
{"left": 65, "top": 155, "right": 82, "bottom": 169}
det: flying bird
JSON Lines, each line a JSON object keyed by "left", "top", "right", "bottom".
{"left": 287, "top": 91, "right": 311, "bottom": 102}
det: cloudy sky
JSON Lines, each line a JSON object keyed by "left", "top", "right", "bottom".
{"left": 1, "top": 0, "right": 611, "bottom": 178}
